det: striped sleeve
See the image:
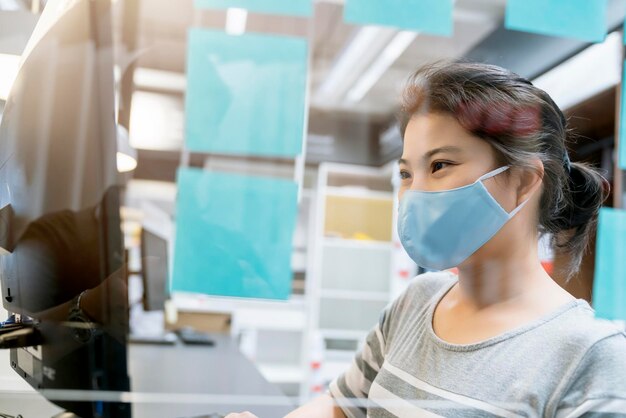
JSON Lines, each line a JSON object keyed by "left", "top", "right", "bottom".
{"left": 555, "top": 333, "right": 626, "bottom": 418}
{"left": 329, "top": 308, "right": 390, "bottom": 418}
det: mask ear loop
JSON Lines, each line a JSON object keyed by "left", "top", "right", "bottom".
{"left": 477, "top": 166, "right": 510, "bottom": 183}
{"left": 477, "top": 166, "right": 530, "bottom": 217}
{"left": 508, "top": 198, "right": 530, "bottom": 218}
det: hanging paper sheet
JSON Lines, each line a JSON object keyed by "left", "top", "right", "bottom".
{"left": 593, "top": 208, "right": 626, "bottom": 320}
{"left": 505, "top": 0, "right": 608, "bottom": 43}
{"left": 172, "top": 168, "right": 298, "bottom": 300}
{"left": 343, "top": 0, "right": 453, "bottom": 36}
{"left": 620, "top": 57, "right": 626, "bottom": 170}
{"left": 185, "top": 29, "right": 308, "bottom": 158}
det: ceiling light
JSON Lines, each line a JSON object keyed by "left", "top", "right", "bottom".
{"left": 315, "top": 26, "right": 396, "bottom": 102}
{"left": 0, "top": 0, "right": 23, "bottom": 11}
{"left": 117, "top": 152, "right": 137, "bottom": 173}
{"left": 316, "top": 4, "right": 501, "bottom": 107}
{"left": 117, "top": 124, "right": 138, "bottom": 173}
{"left": 0, "top": 53, "right": 20, "bottom": 101}
{"left": 225, "top": 7, "right": 247, "bottom": 36}
{"left": 133, "top": 68, "right": 187, "bottom": 93}
{"left": 346, "top": 31, "right": 417, "bottom": 103}
{"left": 129, "top": 91, "right": 184, "bottom": 151}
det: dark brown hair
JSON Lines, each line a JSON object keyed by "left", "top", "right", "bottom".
{"left": 399, "top": 60, "right": 609, "bottom": 279}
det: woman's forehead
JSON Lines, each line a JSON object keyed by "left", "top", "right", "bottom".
{"left": 402, "top": 113, "right": 493, "bottom": 161}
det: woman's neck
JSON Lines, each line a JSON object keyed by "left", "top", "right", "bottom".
{"left": 455, "top": 244, "right": 555, "bottom": 310}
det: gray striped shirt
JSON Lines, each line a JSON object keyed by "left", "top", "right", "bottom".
{"left": 329, "top": 272, "right": 626, "bottom": 417}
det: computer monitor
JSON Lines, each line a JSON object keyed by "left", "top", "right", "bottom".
{"left": 140, "top": 228, "right": 170, "bottom": 311}
{"left": 0, "top": 0, "right": 130, "bottom": 417}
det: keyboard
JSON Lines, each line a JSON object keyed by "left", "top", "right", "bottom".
{"left": 175, "top": 328, "right": 216, "bottom": 346}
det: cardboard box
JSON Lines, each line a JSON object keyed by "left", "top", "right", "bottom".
{"left": 165, "top": 310, "right": 231, "bottom": 334}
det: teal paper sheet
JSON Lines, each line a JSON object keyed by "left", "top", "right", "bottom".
{"left": 621, "top": 59, "right": 626, "bottom": 170}
{"left": 343, "top": 0, "right": 453, "bottom": 36}
{"left": 593, "top": 208, "right": 626, "bottom": 320}
{"left": 185, "top": 29, "right": 308, "bottom": 158}
{"left": 505, "top": 0, "right": 608, "bottom": 43}
{"left": 172, "top": 168, "right": 298, "bottom": 300}
{"left": 194, "top": 0, "right": 312, "bottom": 17}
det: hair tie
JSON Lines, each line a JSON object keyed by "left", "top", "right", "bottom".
{"left": 563, "top": 151, "right": 572, "bottom": 174}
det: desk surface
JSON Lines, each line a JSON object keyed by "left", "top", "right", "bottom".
{"left": 0, "top": 335, "right": 295, "bottom": 418}
{"left": 129, "top": 334, "right": 294, "bottom": 417}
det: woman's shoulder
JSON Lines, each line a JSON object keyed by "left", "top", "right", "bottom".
{"left": 390, "top": 271, "right": 457, "bottom": 312}
{"left": 406, "top": 270, "right": 458, "bottom": 297}
{"left": 563, "top": 307, "right": 626, "bottom": 365}
{"left": 554, "top": 330, "right": 626, "bottom": 413}
{"left": 555, "top": 301, "right": 626, "bottom": 350}
{"left": 380, "top": 271, "right": 457, "bottom": 337}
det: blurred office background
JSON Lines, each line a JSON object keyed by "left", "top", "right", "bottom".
{"left": 0, "top": 0, "right": 625, "bottom": 407}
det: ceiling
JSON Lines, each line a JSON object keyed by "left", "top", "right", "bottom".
{"left": 1, "top": 0, "right": 510, "bottom": 177}
{"left": 128, "top": 0, "right": 506, "bottom": 118}
{"left": 1, "top": 0, "right": 622, "bottom": 206}
{"left": 108, "top": 0, "right": 509, "bottom": 169}
{"left": 11, "top": 0, "right": 618, "bottom": 179}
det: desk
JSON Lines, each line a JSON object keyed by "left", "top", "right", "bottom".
{"left": 129, "top": 334, "right": 294, "bottom": 417}
{"left": 0, "top": 334, "right": 295, "bottom": 417}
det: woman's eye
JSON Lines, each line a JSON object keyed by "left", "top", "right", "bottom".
{"left": 399, "top": 170, "right": 411, "bottom": 180}
{"left": 431, "top": 161, "right": 449, "bottom": 173}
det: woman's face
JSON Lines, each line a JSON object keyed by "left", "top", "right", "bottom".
{"left": 399, "top": 112, "right": 541, "bottom": 269}
{"left": 398, "top": 112, "right": 518, "bottom": 215}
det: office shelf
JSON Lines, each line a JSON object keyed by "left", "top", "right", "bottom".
{"left": 258, "top": 363, "right": 306, "bottom": 384}
{"left": 322, "top": 237, "right": 393, "bottom": 250}
{"left": 300, "top": 161, "right": 417, "bottom": 399}
{"left": 325, "top": 186, "right": 394, "bottom": 201}
{"left": 306, "top": 163, "right": 396, "bottom": 397}
{"left": 323, "top": 194, "right": 393, "bottom": 242}
{"left": 325, "top": 349, "right": 357, "bottom": 362}
{"left": 171, "top": 292, "right": 306, "bottom": 315}
{"left": 319, "top": 329, "right": 368, "bottom": 341}
{"left": 319, "top": 289, "right": 390, "bottom": 301}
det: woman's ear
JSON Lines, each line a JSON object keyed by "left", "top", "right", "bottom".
{"left": 515, "top": 159, "right": 544, "bottom": 205}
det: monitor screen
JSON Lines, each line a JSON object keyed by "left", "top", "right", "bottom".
{"left": 0, "top": 0, "right": 130, "bottom": 416}
{"left": 140, "top": 229, "right": 170, "bottom": 311}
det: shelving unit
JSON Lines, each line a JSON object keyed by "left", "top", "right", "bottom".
{"left": 298, "top": 161, "right": 418, "bottom": 396}
{"left": 304, "top": 162, "right": 397, "bottom": 396}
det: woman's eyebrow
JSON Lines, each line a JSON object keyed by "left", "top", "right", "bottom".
{"left": 422, "top": 146, "right": 462, "bottom": 162}
{"left": 398, "top": 146, "right": 462, "bottom": 166}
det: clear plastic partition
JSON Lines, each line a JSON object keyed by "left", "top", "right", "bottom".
{"left": 0, "top": 0, "right": 625, "bottom": 417}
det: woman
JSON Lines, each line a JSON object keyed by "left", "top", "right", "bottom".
{"left": 228, "top": 62, "right": 626, "bottom": 417}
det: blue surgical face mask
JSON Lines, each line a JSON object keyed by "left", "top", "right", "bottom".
{"left": 397, "top": 166, "right": 528, "bottom": 271}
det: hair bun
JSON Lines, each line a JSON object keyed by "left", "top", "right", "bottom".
{"left": 555, "top": 163, "right": 608, "bottom": 230}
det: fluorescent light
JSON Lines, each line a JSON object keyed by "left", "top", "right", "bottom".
{"left": 346, "top": 31, "right": 417, "bottom": 103}
{"left": 532, "top": 31, "right": 622, "bottom": 111}
{"left": 225, "top": 7, "right": 247, "bottom": 36}
{"left": 0, "top": 0, "right": 23, "bottom": 11}
{"left": 0, "top": 53, "right": 20, "bottom": 101}
{"left": 117, "top": 152, "right": 137, "bottom": 173}
{"left": 315, "top": 26, "right": 393, "bottom": 101}
{"left": 133, "top": 68, "right": 187, "bottom": 93}
{"left": 129, "top": 91, "right": 184, "bottom": 151}
{"left": 117, "top": 125, "right": 138, "bottom": 173}
{"left": 316, "top": 3, "right": 500, "bottom": 107}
